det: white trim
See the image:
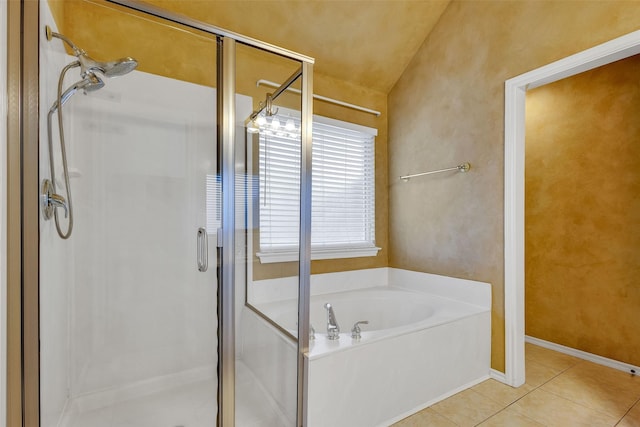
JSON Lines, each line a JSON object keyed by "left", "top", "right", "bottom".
{"left": 0, "top": 0, "right": 8, "bottom": 424}
{"left": 490, "top": 369, "right": 508, "bottom": 384}
{"left": 257, "top": 246, "right": 381, "bottom": 263}
{"left": 504, "top": 30, "right": 640, "bottom": 387}
{"left": 526, "top": 336, "right": 640, "bottom": 375}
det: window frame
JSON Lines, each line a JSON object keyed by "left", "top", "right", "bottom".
{"left": 250, "top": 109, "right": 380, "bottom": 264}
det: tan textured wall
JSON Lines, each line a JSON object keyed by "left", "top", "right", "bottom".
{"left": 142, "top": 0, "right": 450, "bottom": 93}
{"left": 388, "top": 1, "right": 640, "bottom": 371}
{"left": 525, "top": 55, "right": 640, "bottom": 366}
{"left": 48, "top": 0, "right": 389, "bottom": 280}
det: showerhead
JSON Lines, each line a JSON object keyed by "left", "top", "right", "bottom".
{"left": 77, "top": 54, "right": 138, "bottom": 78}
{"left": 49, "top": 73, "right": 105, "bottom": 113}
{"left": 45, "top": 25, "right": 138, "bottom": 78}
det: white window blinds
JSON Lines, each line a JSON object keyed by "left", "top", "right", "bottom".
{"left": 258, "top": 112, "right": 378, "bottom": 261}
{"left": 206, "top": 174, "right": 220, "bottom": 233}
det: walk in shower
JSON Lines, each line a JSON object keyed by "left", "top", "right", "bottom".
{"left": 35, "top": 1, "right": 312, "bottom": 426}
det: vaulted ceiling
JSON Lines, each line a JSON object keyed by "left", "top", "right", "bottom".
{"left": 55, "top": 0, "right": 451, "bottom": 94}
{"left": 145, "top": 1, "right": 450, "bottom": 93}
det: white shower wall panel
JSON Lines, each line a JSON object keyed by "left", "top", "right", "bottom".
{"left": 66, "top": 71, "right": 220, "bottom": 397}
{"left": 39, "top": 4, "right": 75, "bottom": 426}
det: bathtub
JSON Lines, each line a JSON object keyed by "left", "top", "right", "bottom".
{"left": 262, "top": 287, "right": 487, "bottom": 358}
{"left": 240, "top": 268, "right": 491, "bottom": 426}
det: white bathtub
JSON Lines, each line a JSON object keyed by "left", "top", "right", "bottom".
{"left": 262, "top": 286, "right": 487, "bottom": 360}
{"left": 240, "top": 268, "right": 491, "bottom": 426}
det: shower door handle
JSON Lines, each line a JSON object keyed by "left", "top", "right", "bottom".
{"left": 197, "top": 227, "right": 208, "bottom": 272}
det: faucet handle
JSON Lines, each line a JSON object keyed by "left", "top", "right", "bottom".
{"left": 351, "top": 320, "right": 369, "bottom": 339}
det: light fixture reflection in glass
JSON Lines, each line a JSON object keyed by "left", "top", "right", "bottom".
{"left": 247, "top": 124, "right": 259, "bottom": 133}
{"left": 251, "top": 113, "right": 301, "bottom": 138}
{"left": 285, "top": 118, "right": 295, "bottom": 132}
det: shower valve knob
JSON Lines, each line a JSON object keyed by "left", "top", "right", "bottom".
{"left": 41, "top": 179, "right": 69, "bottom": 219}
{"left": 49, "top": 193, "right": 69, "bottom": 218}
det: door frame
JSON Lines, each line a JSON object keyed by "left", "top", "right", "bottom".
{"left": 6, "top": 0, "right": 40, "bottom": 425}
{"left": 503, "top": 29, "right": 640, "bottom": 387}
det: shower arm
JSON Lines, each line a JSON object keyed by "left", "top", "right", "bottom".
{"left": 45, "top": 25, "right": 85, "bottom": 57}
{"left": 248, "top": 67, "right": 302, "bottom": 122}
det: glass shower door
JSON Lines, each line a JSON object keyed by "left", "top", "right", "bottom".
{"left": 38, "top": 2, "right": 219, "bottom": 426}
{"left": 231, "top": 42, "right": 312, "bottom": 426}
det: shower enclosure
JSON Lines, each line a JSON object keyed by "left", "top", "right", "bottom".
{"left": 8, "top": 0, "right": 312, "bottom": 425}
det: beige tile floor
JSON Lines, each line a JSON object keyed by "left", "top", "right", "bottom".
{"left": 394, "top": 343, "right": 640, "bottom": 427}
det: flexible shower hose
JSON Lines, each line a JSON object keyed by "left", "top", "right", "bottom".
{"left": 47, "top": 61, "right": 80, "bottom": 239}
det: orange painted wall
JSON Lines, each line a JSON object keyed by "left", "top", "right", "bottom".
{"left": 525, "top": 55, "right": 640, "bottom": 366}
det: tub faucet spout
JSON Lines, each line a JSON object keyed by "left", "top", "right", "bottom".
{"left": 324, "top": 303, "right": 340, "bottom": 340}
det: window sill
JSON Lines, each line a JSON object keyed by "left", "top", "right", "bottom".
{"left": 256, "top": 246, "right": 381, "bottom": 264}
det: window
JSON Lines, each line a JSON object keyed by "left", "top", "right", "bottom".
{"left": 256, "top": 110, "right": 379, "bottom": 263}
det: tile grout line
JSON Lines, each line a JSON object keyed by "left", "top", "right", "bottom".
{"left": 411, "top": 347, "right": 589, "bottom": 426}
{"left": 614, "top": 395, "right": 640, "bottom": 426}
{"left": 472, "top": 385, "right": 538, "bottom": 426}
{"left": 472, "top": 358, "right": 579, "bottom": 426}
{"left": 428, "top": 404, "right": 463, "bottom": 426}
{"left": 472, "top": 347, "right": 587, "bottom": 426}
{"left": 534, "top": 358, "right": 640, "bottom": 424}
{"left": 526, "top": 354, "right": 583, "bottom": 374}
{"left": 539, "top": 386, "right": 622, "bottom": 422}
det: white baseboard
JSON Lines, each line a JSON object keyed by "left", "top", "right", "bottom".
{"left": 526, "top": 335, "right": 639, "bottom": 375}
{"left": 490, "top": 369, "right": 508, "bottom": 384}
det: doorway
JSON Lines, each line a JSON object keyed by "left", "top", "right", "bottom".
{"left": 504, "top": 29, "right": 640, "bottom": 387}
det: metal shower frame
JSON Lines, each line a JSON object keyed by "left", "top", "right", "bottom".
{"left": 6, "top": 1, "right": 314, "bottom": 426}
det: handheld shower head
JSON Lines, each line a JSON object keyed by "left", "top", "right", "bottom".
{"left": 45, "top": 24, "right": 136, "bottom": 240}
{"left": 49, "top": 73, "right": 105, "bottom": 113}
